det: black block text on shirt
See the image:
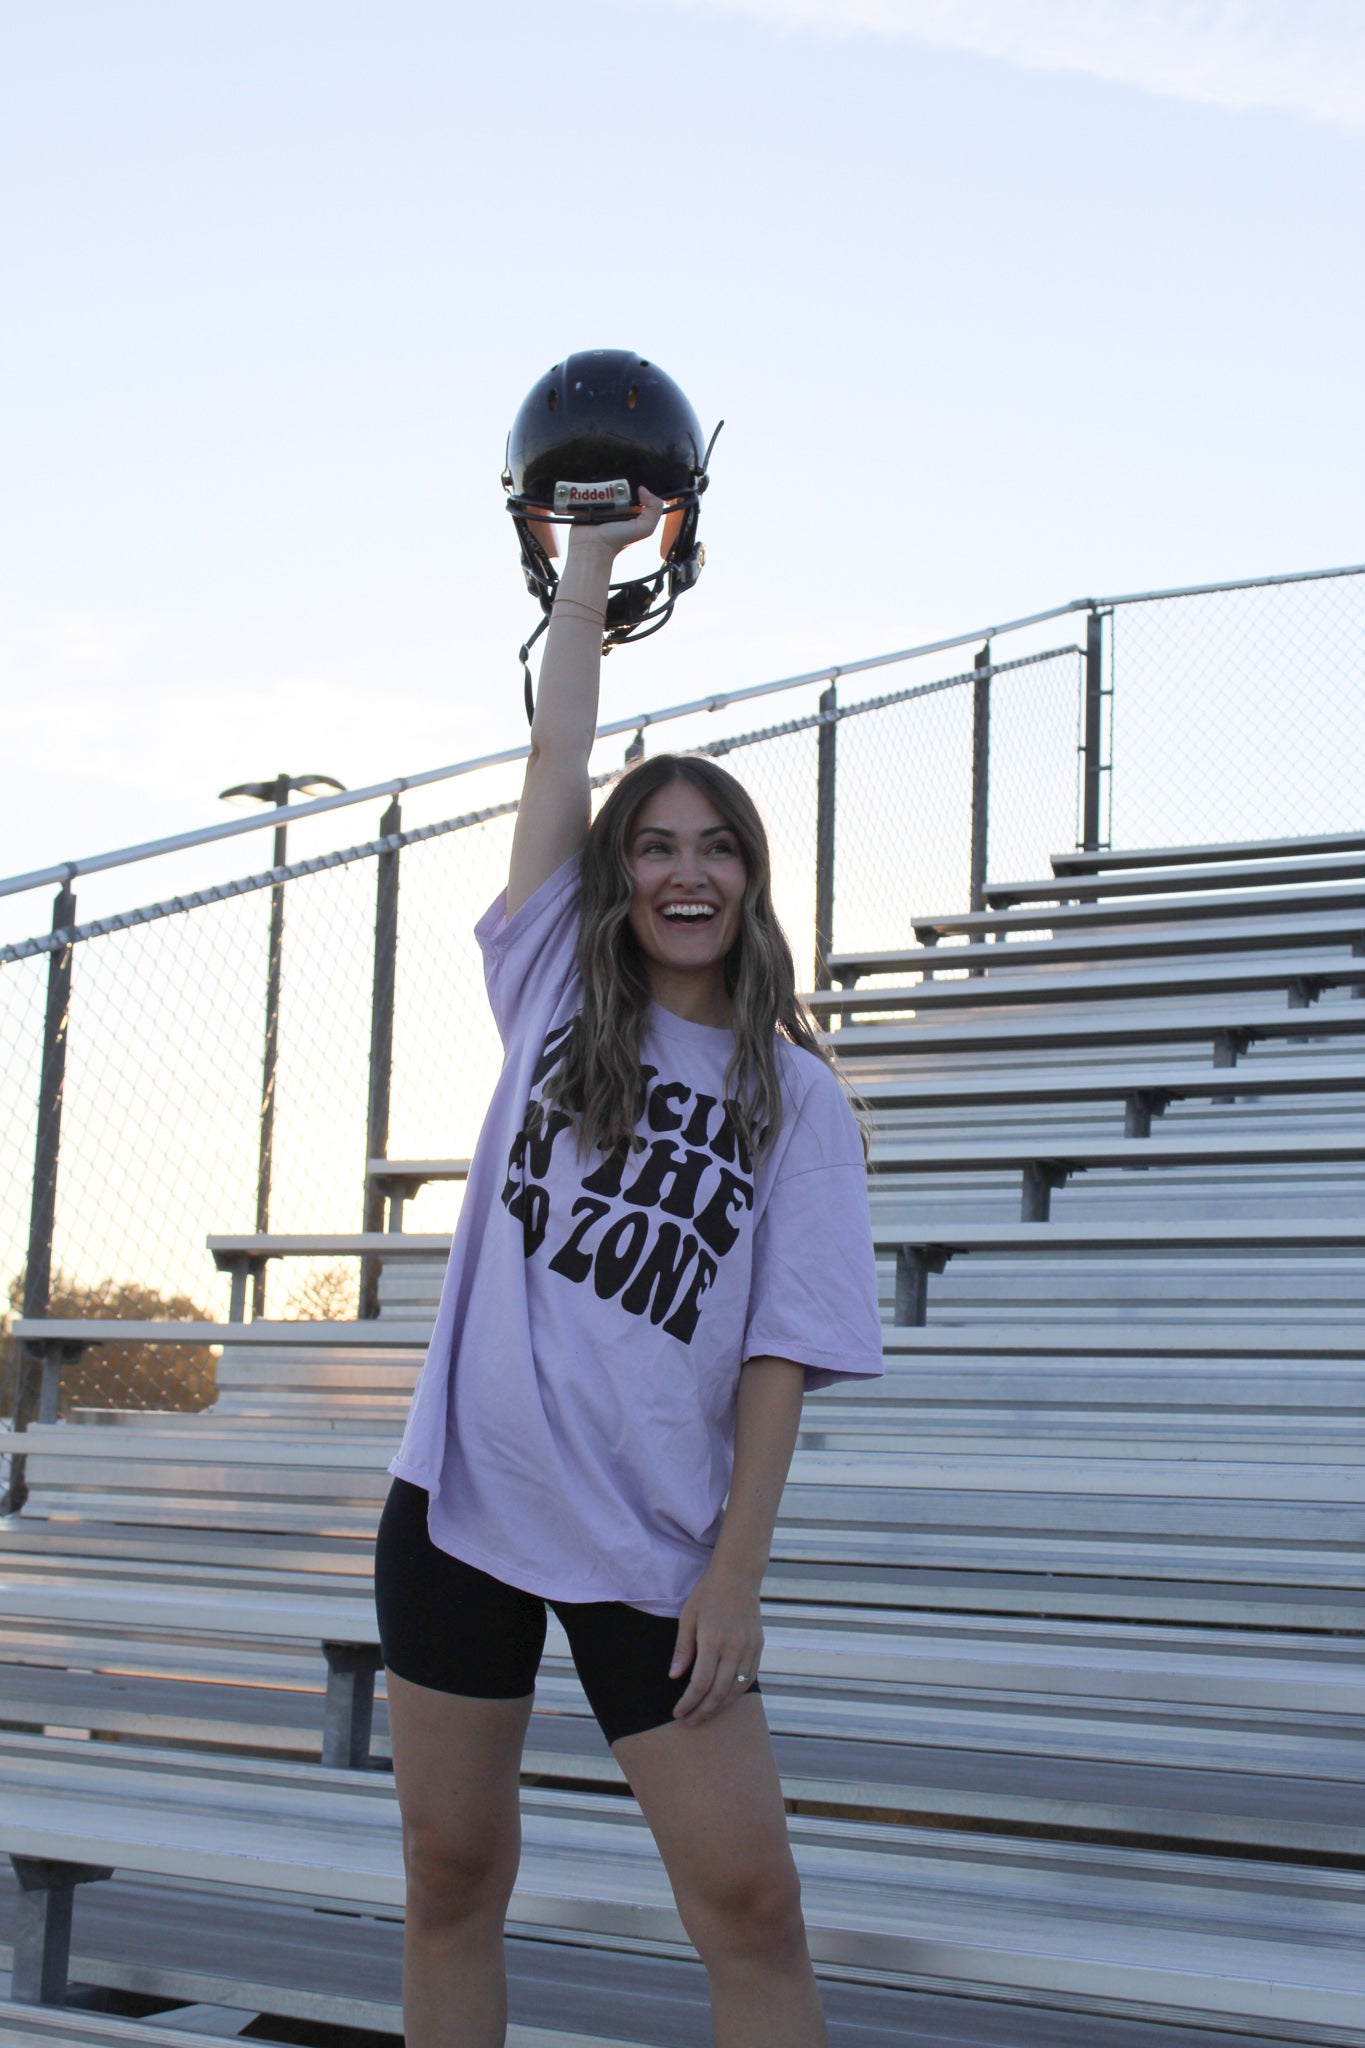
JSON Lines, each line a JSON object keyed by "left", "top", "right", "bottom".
{"left": 499, "top": 1020, "right": 758, "bottom": 1346}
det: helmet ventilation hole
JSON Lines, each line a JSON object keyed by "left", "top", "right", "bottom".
{"left": 627, "top": 386, "right": 638, "bottom": 409}
{"left": 548, "top": 388, "right": 557, "bottom": 412}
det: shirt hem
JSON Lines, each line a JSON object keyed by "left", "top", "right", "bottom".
{"left": 422, "top": 1516, "right": 697, "bottom": 1619}
{"left": 388, "top": 1453, "right": 439, "bottom": 1488}
{"left": 742, "top": 1334, "right": 885, "bottom": 1380}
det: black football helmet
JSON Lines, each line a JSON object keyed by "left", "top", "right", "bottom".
{"left": 503, "top": 349, "right": 721, "bottom": 719}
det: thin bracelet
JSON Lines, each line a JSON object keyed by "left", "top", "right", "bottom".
{"left": 553, "top": 595, "right": 607, "bottom": 625}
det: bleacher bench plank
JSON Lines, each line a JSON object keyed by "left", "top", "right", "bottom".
{"left": 1, "top": 1665, "right": 1357, "bottom": 1859}
{"left": 11, "top": 1319, "right": 432, "bottom": 1349}
{"left": 10, "top": 1425, "right": 1363, "bottom": 1516}
{"left": 854, "top": 1057, "right": 1365, "bottom": 1117}
{"left": 209, "top": 1234, "right": 449, "bottom": 1259}
{"left": 869, "top": 1219, "right": 1365, "bottom": 1252}
{"left": 6, "top": 1620, "right": 1361, "bottom": 1779}
{"left": 0, "top": 1984, "right": 635, "bottom": 2048}
{"left": 806, "top": 950, "right": 1365, "bottom": 1018}
{"left": 869, "top": 1130, "right": 1365, "bottom": 1173}
{"left": 6, "top": 1868, "right": 1355, "bottom": 2048}
{"left": 984, "top": 846, "right": 1365, "bottom": 908}
{"left": 350, "top": 1073, "right": 1365, "bottom": 1207}
{"left": 21, "top": 1218, "right": 1365, "bottom": 1366}
{"left": 1, "top": 1737, "right": 1360, "bottom": 2031}
{"left": 825, "top": 1002, "right": 1365, "bottom": 1061}
{"left": 878, "top": 1322, "right": 1365, "bottom": 1357}
{"left": 911, "top": 878, "right": 1365, "bottom": 943}
{"left": 0, "top": 2004, "right": 281, "bottom": 2048}
{"left": 3, "top": 1516, "right": 1356, "bottom": 1628}
{"left": 7, "top": 1504, "right": 1358, "bottom": 1587}
{"left": 367, "top": 1156, "right": 470, "bottom": 1181}
{"left": 1051, "top": 826, "right": 1365, "bottom": 876}
{"left": 827, "top": 905, "right": 1365, "bottom": 985}
{"left": 4, "top": 1574, "right": 1360, "bottom": 1712}
{"left": 0, "top": 1879, "right": 770, "bottom": 2048}
{"left": 14, "top": 1315, "right": 1362, "bottom": 1366}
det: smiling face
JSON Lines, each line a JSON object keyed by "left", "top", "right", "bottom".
{"left": 624, "top": 776, "right": 748, "bottom": 998}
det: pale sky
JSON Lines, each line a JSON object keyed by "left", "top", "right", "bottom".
{"left": 2, "top": 0, "right": 1362, "bottom": 915}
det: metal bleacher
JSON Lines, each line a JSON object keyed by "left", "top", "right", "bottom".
{"left": 3, "top": 830, "right": 1364, "bottom": 2044}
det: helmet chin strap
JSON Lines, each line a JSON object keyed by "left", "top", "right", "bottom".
{"left": 519, "top": 613, "right": 550, "bottom": 724}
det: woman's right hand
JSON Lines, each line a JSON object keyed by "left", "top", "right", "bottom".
{"left": 564, "top": 484, "right": 666, "bottom": 566}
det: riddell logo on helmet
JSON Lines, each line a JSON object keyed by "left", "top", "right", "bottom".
{"left": 553, "top": 479, "right": 632, "bottom": 511}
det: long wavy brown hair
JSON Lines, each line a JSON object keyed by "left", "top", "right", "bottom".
{"left": 543, "top": 752, "right": 860, "bottom": 1161}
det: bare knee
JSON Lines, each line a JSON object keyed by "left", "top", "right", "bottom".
{"left": 402, "top": 1815, "right": 519, "bottom": 1931}
{"left": 683, "top": 1853, "right": 808, "bottom": 1968}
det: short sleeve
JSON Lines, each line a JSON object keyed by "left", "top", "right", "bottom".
{"left": 476, "top": 852, "right": 582, "bottom": 1046}
{"left": 743, "top": 1060, "right": 885, "bottom": 1393}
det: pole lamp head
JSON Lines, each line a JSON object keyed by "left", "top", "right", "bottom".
{"left": 218, "top": 773, "right": 347, "bottom": 807}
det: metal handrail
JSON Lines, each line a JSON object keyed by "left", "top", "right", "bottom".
{"left": 0, "top": 644, "right": 1082, "bottom": 967}
{"left": 1095, "top": 562, "right": 1365, "bottom": 608}
{"left": 3, "top": 559, "right": 1360, "bottom": 903}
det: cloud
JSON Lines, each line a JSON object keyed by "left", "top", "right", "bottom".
{"left": 657, "top": 0, "right": 1365, "bottom": 127}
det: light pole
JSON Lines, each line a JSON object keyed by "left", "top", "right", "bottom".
{"left": 219, "top": 772, "right": 346, "bottom": 1316}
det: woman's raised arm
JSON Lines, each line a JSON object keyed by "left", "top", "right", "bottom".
{"left": 506, "top": 490, "right": 664, "bottom": 917}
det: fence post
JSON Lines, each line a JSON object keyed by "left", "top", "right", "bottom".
{"left": 814, "top": 684, "right": 837, "bottom": 989}
{"left": 969, "top": 642, "right": 991, "bottom": 915}
{"left": 250, "top": 786, "right": 292, "bottom": 1319}
{"left": 8, "top": 882, "right": 76, "bottom": 1492}
{"left": 1081, "top": 608, "right": 1105, "bottom": 853}
{"left": 360, "top": 798, "right": 402, "bottom": 1320}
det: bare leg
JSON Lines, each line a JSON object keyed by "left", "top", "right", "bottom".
{"left": 386, "top": 1669, "right": 534, "bottom": 2048}
{"left": 614, "top": 1695, "right": 826, "bottom": 2048}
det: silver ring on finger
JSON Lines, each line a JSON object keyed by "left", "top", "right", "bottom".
{"left": 736, "top": 1673, "right": 749, "bottom": 1685}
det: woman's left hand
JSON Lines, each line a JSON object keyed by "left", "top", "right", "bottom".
{"left": 669, "top": 1560, "right": 764, "bottom": 1727}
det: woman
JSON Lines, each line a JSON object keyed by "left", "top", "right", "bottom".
{"left": 375, "top": 488, "right": 884, "bottom": 2048}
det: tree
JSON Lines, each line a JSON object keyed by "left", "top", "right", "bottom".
{"left": 2, "top": 1268, "right": 216, "bottom": 1429}
{"left": 283, "top": 1261, "right": 359, "bottom": 1322}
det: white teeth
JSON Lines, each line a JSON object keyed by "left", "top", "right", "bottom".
{"left": 661, "top": 903, "right": 715, "bottom": 921}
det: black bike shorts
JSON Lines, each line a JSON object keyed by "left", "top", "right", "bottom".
{"left": 374, "top": 1476, "right": 758, "bottom": 1747}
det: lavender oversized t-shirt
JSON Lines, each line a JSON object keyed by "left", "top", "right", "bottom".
{"left": 388, "top": 852, "right": 883, "bottom": 1615}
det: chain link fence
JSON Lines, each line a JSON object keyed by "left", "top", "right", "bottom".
{"left": 2, "top": 564, "right": 1361, "bottom": 1421}
{"left": 833, "top": 648, "right": 1084, "bottom": 961}
{"left": 1107, "top": 570, "right": 1365, "bottom": 850}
